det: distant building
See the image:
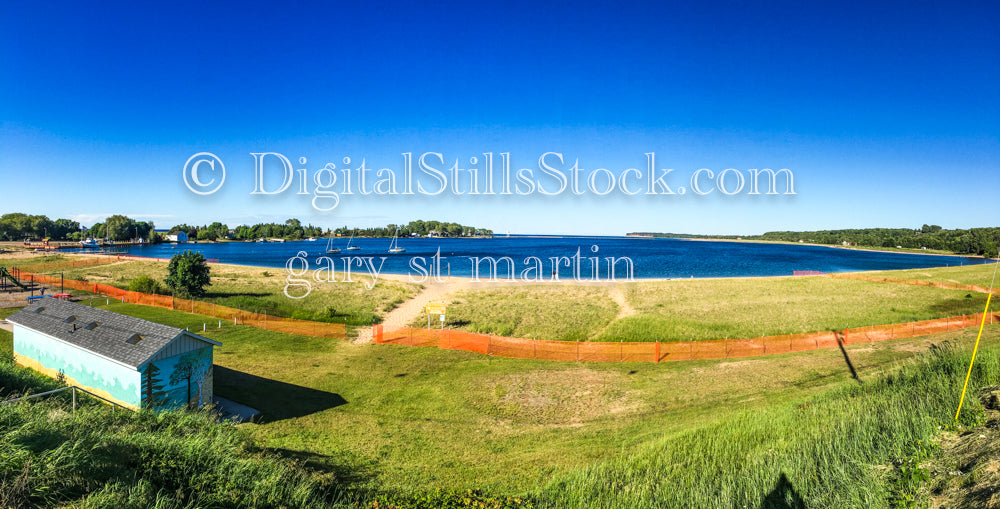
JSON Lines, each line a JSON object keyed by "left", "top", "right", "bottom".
{"left": 164, "top": 232, "right": 188, "bottom": 242}
{"left": 7, "top": 299, "right": 220, "bottom": 410}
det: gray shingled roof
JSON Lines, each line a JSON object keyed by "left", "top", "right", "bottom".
{"left": 8, "top": 298, "right": 220, "bottom": 369}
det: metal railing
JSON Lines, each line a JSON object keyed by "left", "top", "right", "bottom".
{"left": 1, "top": 385, "right": 133, "bottom": 412}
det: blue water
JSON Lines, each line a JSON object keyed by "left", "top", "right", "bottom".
{"left": 67, "top": 236, "right": 990, "bottom": 279}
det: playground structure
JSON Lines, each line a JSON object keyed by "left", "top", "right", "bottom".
{"left": 0, "top": 266, "right": 29, "bottom": 291}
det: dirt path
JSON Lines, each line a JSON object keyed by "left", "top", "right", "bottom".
{"left": 609, "top": 286, "right": 636, "bottom": 319}
{"left": 354, "top": 278, "right": 477, "bottom": 344}
{"left": 588, "top": 285, "right": 636, "bottom": 339}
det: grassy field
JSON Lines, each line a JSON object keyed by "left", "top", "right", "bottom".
{"left": 866, "top": 261, "right": 1000, "bottom": 289}
{"left": 426, "top": 286, "right": 619, "bottom": 340}
{"left": 42, "top": 298, "right": 1000, "bottom": 499}
{"left": 541, "top": 341, "right": 1000, "bottom": 508}
{"left": 2, "top": 292, "right": 1000, "bottom": 506}
{"left": 18, "top": 255, "right": 421, "bottom": 326}
{"left": 598, "top": 276, "right": 992, "bottom": 342}
{"left": 431, "top": 276, "right": 992, "bottom": 342}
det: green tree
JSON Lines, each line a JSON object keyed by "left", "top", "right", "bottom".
{"left": 128, "top": 274, "right": 167, "bottom": 295}
{"left": 164, "top": 250, "right": 212, "bottom": 297}
{"left": 142, "top": 362, "right": 168, "bottom": 409}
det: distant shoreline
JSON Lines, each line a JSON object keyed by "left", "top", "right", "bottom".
{"left": 673, "top": 236, "right": 995, "bottom": 260}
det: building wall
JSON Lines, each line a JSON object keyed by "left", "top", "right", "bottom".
{"left": 12, "top": 324, "right": 141, "bottom": 409}
{"left": 141, "top": 346, "right": 214, "bottom": 409}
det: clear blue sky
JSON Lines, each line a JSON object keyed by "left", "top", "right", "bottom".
{"left": 1, "top": 0, "right": 997, "bottom": 235}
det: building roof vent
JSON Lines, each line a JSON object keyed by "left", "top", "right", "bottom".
{"left": 84, "top": 321, "right": 100, "bottom": 331}
{"left": 126, "top": 333, "right": 145, "bottom": 345}
{"left": 63, "top": 315, "right": 77, "bottom": 323}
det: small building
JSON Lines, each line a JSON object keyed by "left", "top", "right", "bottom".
{"left": 164, "top": 232, "right": 188, "bottom": 243}
{"left": 7, "top": 299, "right": 220, "bottom": 410}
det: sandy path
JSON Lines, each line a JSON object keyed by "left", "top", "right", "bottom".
{"left": 587, "top": 285, "right": 636, "bottom": 339}
{"left": 354, "top": 278, "right": 477, "bottom": 344}
{"left": 609, "top": 286, "right": 636, "bottom": 319}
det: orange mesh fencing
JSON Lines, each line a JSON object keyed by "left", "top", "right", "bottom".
{"left": 374, "top": 311, "right": 1000, "bottom": 364}
{"left": 11, "top": 267, "right": 346, "bottom": 339}
{"left": 11, "top": 264, "right": 997, "bottom": 360}
{"left": 828, "top": 272, "right": 1000, "bottom": 295}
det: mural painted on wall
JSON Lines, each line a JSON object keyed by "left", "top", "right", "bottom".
{"left": 13, "top": 325, "right": 140, "bottom": 407}
{"left": 142, "top": 347, "right": 213, "bottom": 409}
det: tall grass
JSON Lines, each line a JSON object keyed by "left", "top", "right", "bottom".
{"left": 541, "top": 342, "right": 999, "bottom": 508}
{"left": 0, "top": 358, "right": 345, "bottom": 508}
{"left": 435, "top": 286, "right": 619, "bottom": 340}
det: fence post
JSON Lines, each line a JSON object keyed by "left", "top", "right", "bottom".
{"left": 72, "top": 387, "right": 76, "bottom": 413}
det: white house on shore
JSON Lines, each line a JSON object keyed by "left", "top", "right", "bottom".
{"left": 164, "top": 232, "right": 188, "bottom": 242}
{"left": 7, "top": 299, "right": 220, "bottom": 410}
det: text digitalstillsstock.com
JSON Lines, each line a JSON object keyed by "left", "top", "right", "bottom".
{"left": 184, "top": 152, "right": 796, "bottom": 210}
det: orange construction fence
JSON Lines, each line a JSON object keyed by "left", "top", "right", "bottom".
{"left": 827, "top": 272, "right": 1000, "bottom": 295}
{"left": 11, "top": 267, "right": 346, "bottom": 339}
{"left": 375, "top": 311, "right": 1000, "bottom": 363}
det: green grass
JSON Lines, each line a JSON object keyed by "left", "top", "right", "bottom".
{"left": 0, "top": 373, "right": 339, "bottom": 507}
{"left": 865, "top": 262, "right": 1000, "bottom": 289}
{"left": 47, "top": 257, "right": 421, "bottom": 326}
{"left": 428, "top": 286, "right": 620, "bottom": 340}
{"left": 438, "top": 276, "right": 992, "bottom": 342}
{"left": 596, "top": 276, "right": 992, "bottom": 342}
{"left": 0, "top": 307, "right": 17, "bottom": 355}
{"left": 5, "top": 296, "right": 1000, "bottom": 507}
{"left": 541, "top": 341, "right": 1000, "bottom": 508}
{"left": 65, "top": 298, "right": 1000, "bottom": 500}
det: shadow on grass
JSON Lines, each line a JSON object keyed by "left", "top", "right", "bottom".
{"left": 927, "top": 296, "right": 986, "bottom": 316}
{"left": 835, "top": 332, "right": 862, "bottom": 383}
{"left": 270, "top": 447, "right": 375, "bottom": 490}
{"left": 213, "top": 365, "right": 347, "bottom": 423}
{"left": 760, "top": 472, "right": 806, "bottom": 509}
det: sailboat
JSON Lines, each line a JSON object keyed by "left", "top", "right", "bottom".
{"left": 325, "top": 232, "right": 340, "bottom": 254}
{"left": 345, "top": 232, "right": 361, "bottom": 251}
{"left": 387, "top": 228, "right": 405, "bottom": 254}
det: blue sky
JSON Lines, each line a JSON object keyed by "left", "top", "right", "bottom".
{"left": 1, "top": 0, "right": 997, "bottom": 235}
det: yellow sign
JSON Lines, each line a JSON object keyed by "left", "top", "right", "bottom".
{"left": 425, "top": 302, "right": 447, "bottom": 314}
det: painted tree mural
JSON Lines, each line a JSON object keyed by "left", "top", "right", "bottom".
{"left": 169, "top": 351, "right": 209, "bottom": 409}
{"left": 142, "top": 362, "right": 167, "bottom": 409}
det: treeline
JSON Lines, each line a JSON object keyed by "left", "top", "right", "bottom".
{"left": 630, "top": 225, "right": 1000, "bottom": 258}
{"left": 2, "top": 211, "right": 494, "bottom": 243}
{"left": 89, "top": 215, "right": 156, "bottom": 242}
{"left": 337, "top": 220, "right": 492, "bottom": 238}
{"left": 0, "top": 213, "right": 81, "bottom": 241}
{"left": 753, "top": 225, "right": 999, "bottom": 257}
{"left": 229, "top": 219, "right": 324, "bottom": 241}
